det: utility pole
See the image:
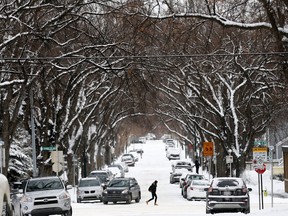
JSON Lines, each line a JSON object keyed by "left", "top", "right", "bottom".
{"left": 30, "top": 88, "right": 37, "bottom": 177}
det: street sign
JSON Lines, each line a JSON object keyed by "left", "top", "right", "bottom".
{"left": 255, "top": 164, "right": 266, "bottom": 174}
{"left": 254, "top": 140, "right": 267, "bottom": 146}
{"left": 253, "top": 147, "right": 267, "bottom": 164}
{"left": 203, "top": 142, "right": 214, "bottom": 156}
{"left": 40, "top": 146, "right": 56, "bottom": 151}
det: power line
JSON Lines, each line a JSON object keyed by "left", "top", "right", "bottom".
{"left": 0, "top": 52, "right": 287, "bottom": 62}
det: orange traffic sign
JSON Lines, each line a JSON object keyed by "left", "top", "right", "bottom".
{"left": 203, "top": 141, "right": 214, "bottom": 156}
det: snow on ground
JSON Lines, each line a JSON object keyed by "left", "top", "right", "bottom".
{"left": 70, "top": 140, "right": 288, "bottom": 216}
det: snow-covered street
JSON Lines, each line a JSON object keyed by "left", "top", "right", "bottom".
{"left": 70, "top": 140, "right": 288, "bottom": 216}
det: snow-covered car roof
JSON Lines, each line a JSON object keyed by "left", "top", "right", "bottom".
{"left": 174, "top": 168, "right": 191, "bottom": 174}
{"left": 171, "top": 160, "right": 193, "bottom": 166}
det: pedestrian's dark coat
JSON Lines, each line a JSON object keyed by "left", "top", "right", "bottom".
{"left": 148, "top": 181, "right": 157, "bottom": 193}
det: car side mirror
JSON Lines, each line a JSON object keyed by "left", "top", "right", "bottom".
{"left": 248, "top": 188, "right": 252, "bottom": 192}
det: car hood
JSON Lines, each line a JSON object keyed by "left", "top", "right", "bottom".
{"left": 106, "top": 187, "right": 128, "bottom": 191}
{"left": 25, "top": 189, "right": 66, "bottom": 197}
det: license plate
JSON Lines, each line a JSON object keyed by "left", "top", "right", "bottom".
{"left": 224, "top": 191, "right": 231, "bottom": 196}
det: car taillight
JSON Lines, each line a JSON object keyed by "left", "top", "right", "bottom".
{"left": 208, "top": 187, "right": 219, "bottom": 195}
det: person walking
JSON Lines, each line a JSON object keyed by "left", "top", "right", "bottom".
{"left": 195, "top": 159, "right": 200, "bottom": 174}
{"left": 146, "top": 180, "right": 158, "bottom": 205}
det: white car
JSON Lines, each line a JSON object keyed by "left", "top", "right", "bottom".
{"left": 0, "top": 174, "right": 12, "bottom": 216}
{"left": 107, "top": 166, "right": 124, "bottom": 178}
{"left": 121, "top": 155, "right": 135, "bottom": 166}
{"left": 19, "top": 176, "right": 72, "bottom": 216}
{"left": 128, "top": 151, "right": 139, "bottom": 161}
{"left": 171, "top": 160, "right": 194, "bottom": 172}
{"left": 186, "top": 179, "right": 210, "bottom": 200}
{"left": 166, "top": 148, "right": 180, "bottom": 160}
{"left": 77, "top": 177, "right": 103, "bottom": 203}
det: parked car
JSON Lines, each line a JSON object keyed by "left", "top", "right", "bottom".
{"left": 179, "top": 171, "right": 192, "bottom": 188}
{"left": 171, "top": 160, "right": 193, "bottom": 172}
{"left": 0, "top": 174, "right": 12, "bottom": 216}
{"left": 128, "top": 151, "right": 139, "bottom": 162}
{"left": 186, "top": 179, "right": 210, "bottom": 200}
{"left": 170, "top": 168, "right": 191, "bottom": 184}
{"left": 88, "top": 169, "right": 114, "bottom": 184}
{"left": 121, "top": 154, "right": 135, "bottom": 167}
{"left": 77, "top": 177, "right": 103, "bottom": 203}
{"left": 179, "top": 172, "right": 205, "bottom": 188}
{"left": 205, "top": 177, "right": 252, "bottom": 214}
{"left": 108, "top": 164, "right": 125, "bottom": 177}
{"left": 14, "top": 176, "right": 72, "bottom": 216}
{"left": 165, "top": 139, "right": 175, "bottom": 150}
{"left": 102, "top": 177, "right": 141, "bottom": 204}
{"left": 166, "top": 148, "right": 180, "bottom": 160}
{"left": 181, "top": 173, "right": 206, "bottom": 197}
{"left": 107, "top": 166, "right": 124, "bottom": 178}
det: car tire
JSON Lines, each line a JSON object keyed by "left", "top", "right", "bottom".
{"left": 62, "top": 207, "right": 72, "bottom": 216}
{"left": 243, "top": 207, "right": 250, "bottom": 214}
{"left": 135, "top": 192, "right": 141, "bottom": 203}
{"left": 103, "top": 201, "right": 108, "bottom": 204}
{"left": 126, "top": 195, "right": 132, "bottom": 204}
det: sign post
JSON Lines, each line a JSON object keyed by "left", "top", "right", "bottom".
{"left": 255, "top": 163, "right": 266, "bottom": 210}
{"left": 203, "top": 142, "right": 214, "bottom": 181}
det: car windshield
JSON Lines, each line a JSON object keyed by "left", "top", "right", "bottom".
{"left": 79, "top": 179, "right": 100, "bottom": 187}
{"left": 108, "top": 179, "right": 129, "bottom": 187}
{"left": 214, "top": 179, "right": 243, "bottom": 187}
{"left": 188, "top": 175, "right": 204, "bottom": 180}
{"left": 26, "top": 179, "right": 63, "bottom": 192}
{"left": 122, "top": 156, "right": 132, "bottom": 160}
{"left": 89, "top": 173, "right": 108, "bottom": 182}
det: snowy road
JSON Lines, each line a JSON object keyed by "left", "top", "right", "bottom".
{"left": 71, "top": 140, "right": 288, "bottom": 216}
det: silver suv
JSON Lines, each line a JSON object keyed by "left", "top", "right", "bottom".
{"left": 19, "top": 176, "right": 72, "bottom": 216}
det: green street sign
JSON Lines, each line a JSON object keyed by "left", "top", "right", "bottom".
{"left": 40, "top": 146, "right": 56, "bottom": 151}
{"left": 254, "top": 140, "right": 267, "bottom": 146}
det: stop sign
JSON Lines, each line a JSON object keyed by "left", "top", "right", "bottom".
{"left": 255, "top": 164, "right": 266, "bottom": 174}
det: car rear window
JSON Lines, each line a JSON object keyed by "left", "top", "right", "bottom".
{"left": 213, "top": 179, "right": 243, "bottom": 187}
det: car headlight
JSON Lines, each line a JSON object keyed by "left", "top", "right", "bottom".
{"left": 102, "top": 190, "right": 107, "bottom": 194}
{"left": 21, "top": 195, "right": 33, "bottom": 203}
{"left": 59, "top": 191, "right": 70, "bottom": 200}
{"left": 122, "top": 189, "right": 129, "bottom": 194}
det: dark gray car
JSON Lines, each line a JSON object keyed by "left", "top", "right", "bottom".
{"left": 102, "top": 177, "right": 141, "bottom": 204}
{"left": 205, "top": 177, "right": 252, "bottom": 214}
